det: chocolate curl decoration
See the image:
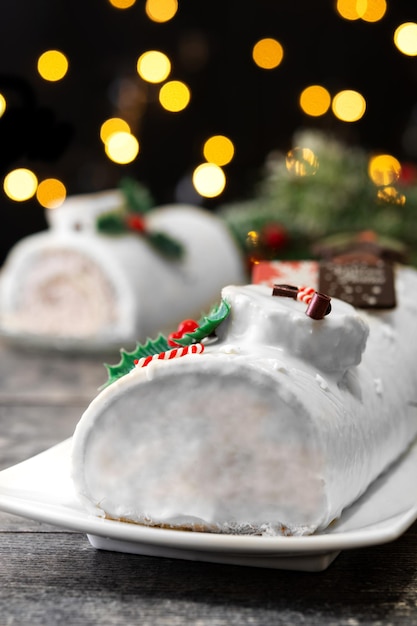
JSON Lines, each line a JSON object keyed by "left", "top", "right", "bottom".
{"left": 305, "top": 292, "right": 332, "bottom": 320}
{"left": 272, "top": 284, "right": 298, "bottom": 299}
{"left": 272, "top": 283, "right": 331, "bottom": 320}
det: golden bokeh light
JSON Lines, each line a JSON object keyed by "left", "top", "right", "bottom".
{"left": 246, "top": 230, "right": 260, "bottom": 245}
{"left": 105, "top": 131, "right": 139, "bottom": 164}
{"left": 192, "top": 163, "right": 226, "bottom": 198}
{"left": 361, "top": 0, "right": 387, "bottom": 22}
{"left": 252, "top": 38, "right": 284, "bottom": 69}
{"left": 159, "top": 80, "right": 190, "bottom": 112}
{"left": 332, "top": 90, "right": 366, "bottom": 122}
{"left": 0, "top": 93, "right": 6, "bottom": 117}
{"left": 394, "top": 22, "right": 417, "bottom": 56}
{"left": 137, "top": 50, "right": 171, "bottom": 83}
{"left": 336, "top": 0, "right": 364, "bottom": 21}
{"left": 108, "top": 0, "right": 136, "bottom": 8}
{"left": 4, "top": 168, "right": 38, "bottom": 201}
{"left": 145, "top": 0, "right": 178, "bottom": 22}
{"left": 36, "top": 178, "right": 67, "bottom": 209}
{"left": 203, "top": 135, "right": 235, "bottom": 166}
{"left": 377, "top": 186, "right": 406, "bottom": 206}
{"left": 37, "top": 50, "right": 69, "bottom": 82}
{"left": 337, "top": 0, "right": 386, "bottom": 22}
{"left": 246, "top": 230, "right": 261, "bottom": 266}
{"left": 368, "top": 154, "right": 402, "bottom": 186}
{"left": 299, "top": 85, "right": 331, "bottom": 117}
{"left": 100, "top": 117, "right": 131, "bottom": 143}
{"left": 286, "top": 147, "right": 319, "bottom": 176}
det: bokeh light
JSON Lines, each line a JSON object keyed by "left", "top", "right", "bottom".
{"left": 4, "top": 169, "right": 38, "bottom": 201}
{"left": 394, "top": 23, "right": 417, "bottom": 56}
{"left": 136, "top": 50, "right": 171, "bottom": 83}
{"left": 0, "top": 93, "right": 6, "bottom": 117}
{"left": 252, "top": 38, "right": 284, "bottom": 69}
{"left": 192, "top": 163, "right": 226, "bottom": 198}
{"left": 159, "top": 80, "right": 190, "bottom": 112}
{"left": 377, "top": 186, "right": 406, "bottom": 206}
{"left": 105, "top": 131, "right": 139, "bottom": 164}
{"left": 100, "top": 117, "right": 131, "bottom": 143}
{"left": 368, "top": 154, "right": 402, "bottom": 186}
{"left": 336, "top": 0, "right": 364, "bottom": 21}
{"left": 203, "top": 135, "right": 235, "bottom": 166}
{"left": 299, "top": 85, "right": 331, "bottom": 117}
{"left": 145, "top": 0, "right": 178, "bottom": 23}
{"left": 108, "top": 0, "right": 136, "bottom": 8}
{"left": 36, "top": 178, "right": 67, "bottom": 209}
{"left": 336, "top": 0, "right": 386, "bottom": 22}
{"left": 361, "top": 0, "right": 387, "bottom": 23}
{"left": 332, "top": 89, "right": 366, "bottom": 122}
{"left": 246, "top": 230, "right": 261, "bottom": 266}
{"left": 246, "top": 230, "right": 260, "bottom": 245}
{"left": 37, "top": 50, "right": 69, "bottom": 82}
{"left": 286, "top": 147, "right": 319, "bottom": 176}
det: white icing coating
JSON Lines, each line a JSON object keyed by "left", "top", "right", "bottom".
{"left": 217, "top": 284, "right": 369, "bottom": 374}
{"left": 0, "top": 190, "right": 244, "bottom": 347}
{"left": 71, "top": 266, "right": 417, "bottom": 535}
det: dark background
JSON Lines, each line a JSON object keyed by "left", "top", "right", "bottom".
{"left": 1, "top": 0, "right": 417, "bottom": 262}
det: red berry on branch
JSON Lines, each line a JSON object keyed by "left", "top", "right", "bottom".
{"left": 262, "top": 223, "right": 288, "bottom": 250}
{"left": 399, "top": 163, "right": 417, "bottom": 185}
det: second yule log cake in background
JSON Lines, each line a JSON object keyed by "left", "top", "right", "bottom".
{"left": 71, "top": 246, "right": 417, "bottom": 536}
{"left": 0, "top": 182, "right": 244, "bottom": 350}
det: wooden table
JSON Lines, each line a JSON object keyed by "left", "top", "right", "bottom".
{"left": 1, "top": 338, "right": 417, "bottom": 626}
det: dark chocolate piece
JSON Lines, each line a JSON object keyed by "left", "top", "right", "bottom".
{"left": 319, "top": 259, "right": 396, "bottom": 308}
{"left": 305, "top": 292, "right": 332, "bottom": 320}
{"left": 272, "top": 284, "right": 298, "bottom": 299}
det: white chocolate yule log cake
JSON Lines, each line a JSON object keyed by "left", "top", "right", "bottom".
{"left": 0, "top": 181, "right": 244, "bottom": 349}
{"left": 71, "top": 257, "right": 417, "bottom": 536}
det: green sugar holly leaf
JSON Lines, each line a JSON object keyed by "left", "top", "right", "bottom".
{"left": 120, "top": 177, "right": 155, "bottom": 214}
{"left": 175, "top": 299, "right": 231, "bottom": 346}
{"left": 96, "top": 212, "right": 127, "bottom": 235}
{"left": 101, "top": 334, "right": 170, "bottom": 388}
{"left": 147, "top": 231, "right": 184, "bottom": 259}
{"left": 100, "top": 299, "right": 231, "bottom": 388}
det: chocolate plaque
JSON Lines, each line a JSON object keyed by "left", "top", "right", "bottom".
{"left": 319, "top": 258, "right": 396, "bottom": 309}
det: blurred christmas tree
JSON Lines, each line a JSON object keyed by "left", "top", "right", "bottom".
{"left": 219, "top": 129, "right": 417, "bottom": 266}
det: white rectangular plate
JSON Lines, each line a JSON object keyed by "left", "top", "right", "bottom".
{"left": 1, "top": 438, "right": 417, "bottom": 572}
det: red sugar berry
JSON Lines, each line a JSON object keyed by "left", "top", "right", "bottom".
{"left": 168, "top": 331, "right": 182, "bottom": 347}
{"left": 177, "top": 319, "right": 199, "bottom": 335}
{"left": 126, "top": 214, "right": 146, "bottom": 233}
{"left": 168, "top": 319, "right": 199, "bottom": 347}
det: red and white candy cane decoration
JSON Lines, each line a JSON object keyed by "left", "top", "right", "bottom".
{"left": 134, "top": 343, "right": 205, "bottom": 369}
{"left": 297, "top": 285, "right": 315, "bottom": 305}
